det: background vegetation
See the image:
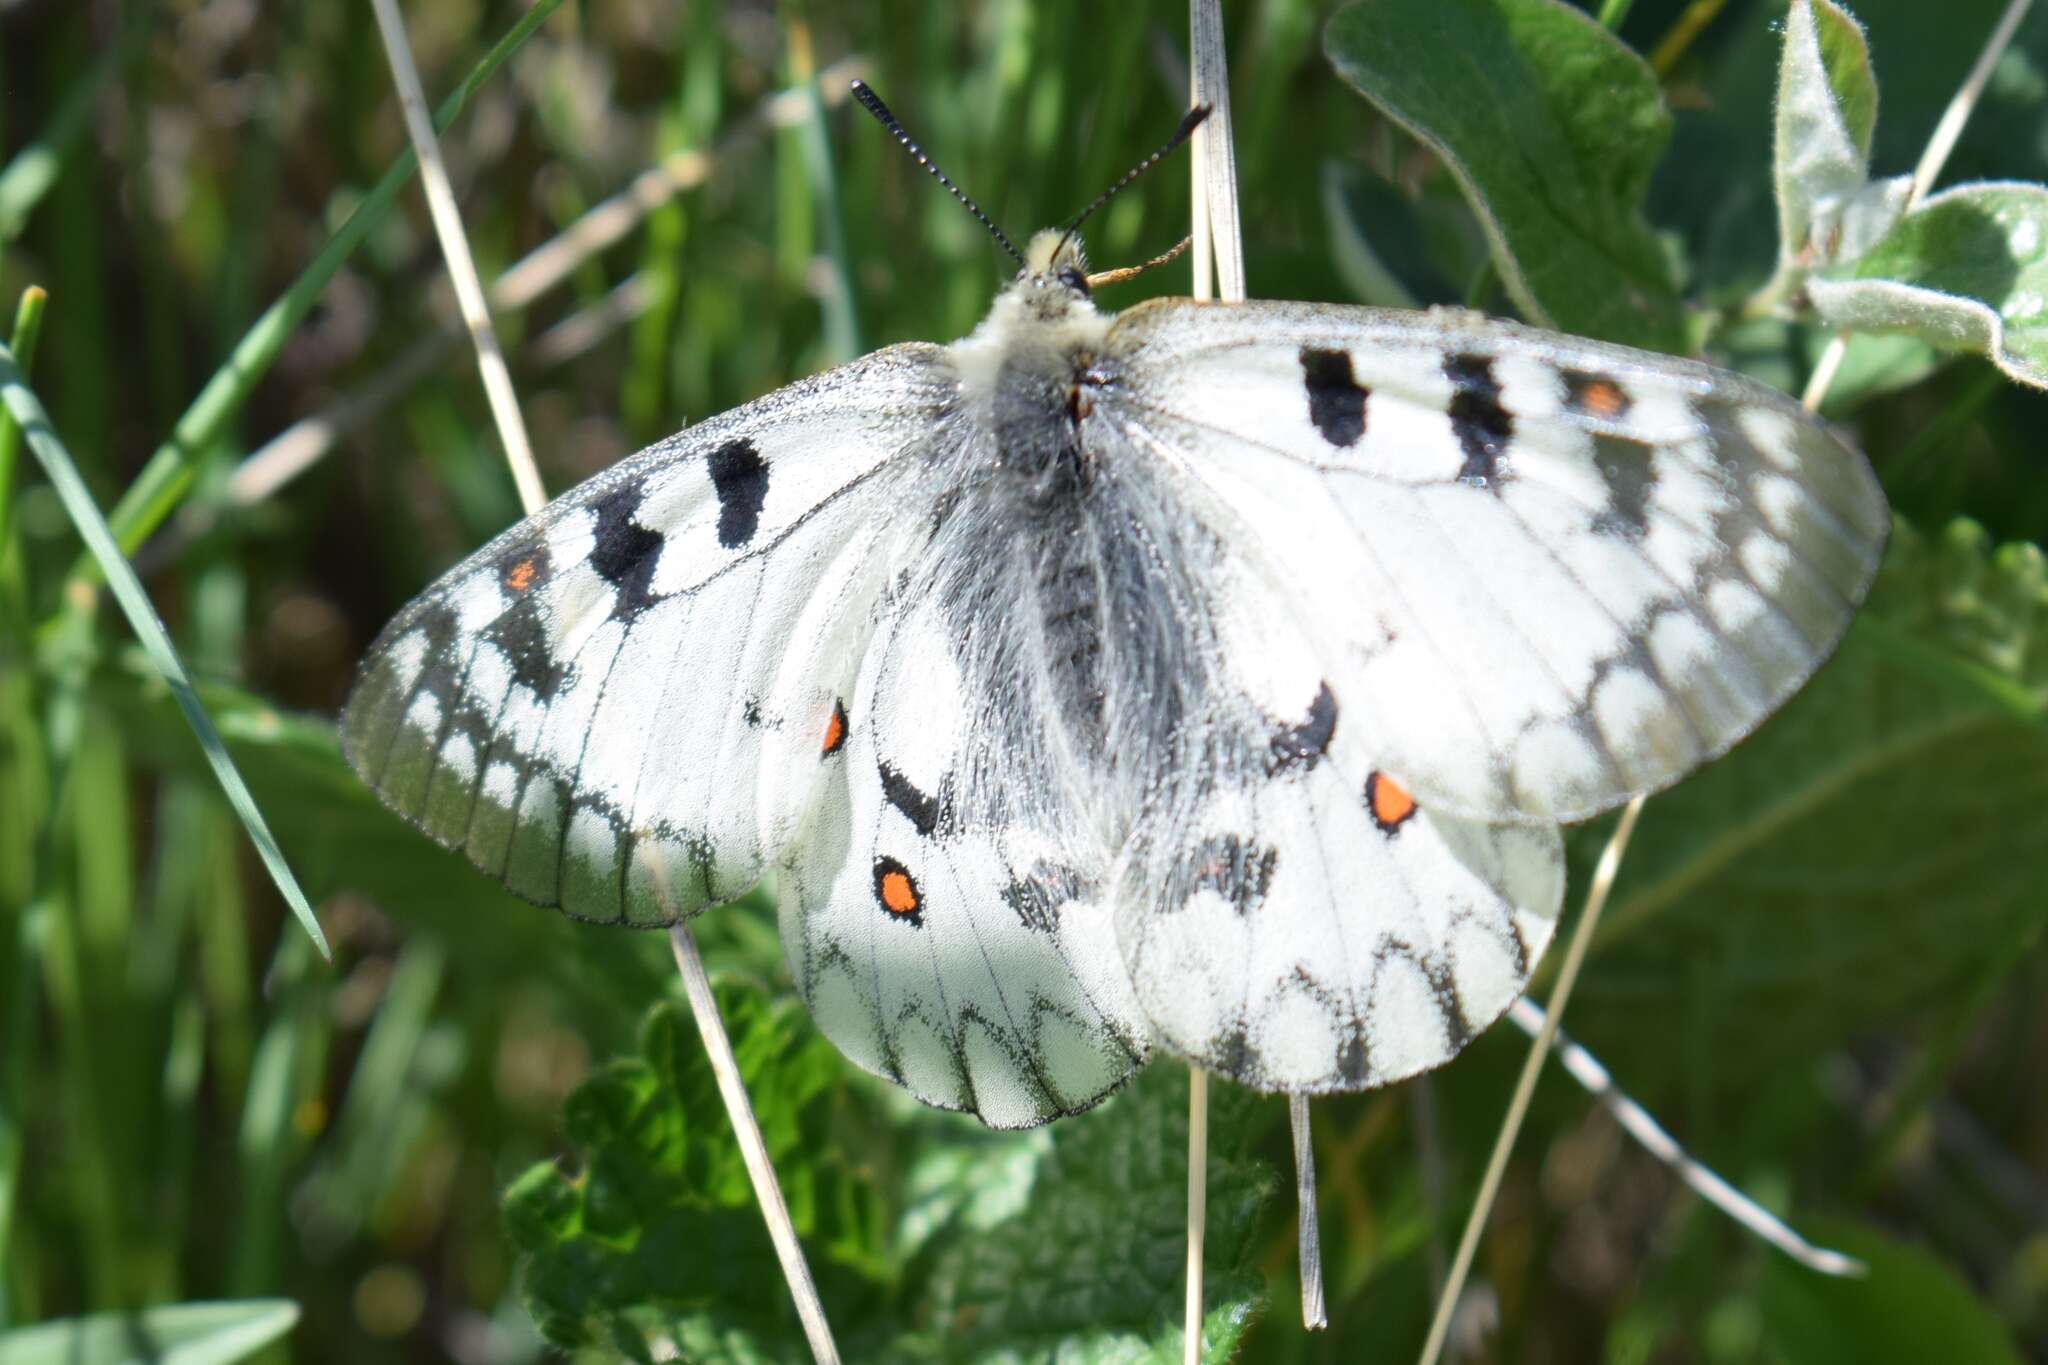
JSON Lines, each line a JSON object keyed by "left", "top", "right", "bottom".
{"left": 2, "top": 0, "right": 2044, "bottom": 1360}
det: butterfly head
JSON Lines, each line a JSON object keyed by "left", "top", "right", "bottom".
{"left": 1003, "top": 228, "right": 1096, "bottom": 318}
{"left": 1022, "top": 230, "right": 1093, "bottom": 295}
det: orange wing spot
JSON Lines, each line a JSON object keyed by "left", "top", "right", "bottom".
{"left": 881, "top": 870, "right": 917, "bottom": 912}
{"left": 820, "top": 699, "right": 848, "bottom": 756}
{"left": 873, "top": 856, "right": 922, "bottom": 923}
{"left": 1580, "top": 381, "right": 1625, "bottom": 417}
{"left": 504, "top": 558, "right": 538, "bottom": 592}
{"left": 1566, "top": 373, "right": 1630, "bottom": 420}
{"left": 1367, "top": 771, "right": 1418, "bottom": 833}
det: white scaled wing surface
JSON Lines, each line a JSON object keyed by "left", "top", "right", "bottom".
{"left": 1094, "top": 299, "right": 1888, "bottom": 825}
{"left": 342, "top": 345, "right": 955, "bottom": 925}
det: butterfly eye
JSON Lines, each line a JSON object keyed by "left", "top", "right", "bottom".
{"left": 1057, "top": 266, "right": 1091, "bottom": 296}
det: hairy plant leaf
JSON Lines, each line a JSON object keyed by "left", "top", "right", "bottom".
{"left": 1776, "top": 0, "right": 1881, "bottom": 277}
{"left": 1811, "top": 181, "right": 2048, "bottom": 388}
{"left": 1324, "top": 0, "right": 1684, "bottom": 349}
{"left": 1770, "top": 0, "right": 1915, "bottom": 313}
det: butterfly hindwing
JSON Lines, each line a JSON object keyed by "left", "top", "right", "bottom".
{"left": 1103, "top": 538, "right": 1565, "bottom": 1092}
{"left": 341, "top": 344, "right": 954, "bottom": 923}
{"left": 1096, "top": 299, "right": 1888, "bottom": 824}
{"left": 778, "top": 587, "right": 1150, "bottom": 1129}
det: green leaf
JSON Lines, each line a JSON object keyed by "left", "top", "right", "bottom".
{"left": 1774, "top": 0, "right": 1903, "bottom": 285}
{"left": 914, "top": 1065, "right": 1273, "bottom": 1362}
{"left": 0, "top": 1300, "right": 299, "bottom": 1365}
{"left": 1323, "top": 0, "right": 1684, "bottom": 350}
{"left": 1565, "top": 517, "right": 2048, "bottom": 1101}
{"left": 506, "top": 983, "right": 1274, "bottom": 1362}
{"left": 504, "top": 986, "right": 891, "bottom": 1363}
{"left": 1760, "top": 1219, "right": 2026, "bottom": 1364}
{"left": 1809, "top": 181, "right": 2048, "bottom": 388}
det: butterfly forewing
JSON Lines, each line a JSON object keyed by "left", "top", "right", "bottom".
{"left": 1095, "top": 299, "right": 1888, "bottom": 825}
{"left": 342, "top": 344, "right": 955, "bottom": 923}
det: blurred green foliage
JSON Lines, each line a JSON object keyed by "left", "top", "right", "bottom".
{"left": 2, "top": 1, "right": 2045, "bottom": 1361}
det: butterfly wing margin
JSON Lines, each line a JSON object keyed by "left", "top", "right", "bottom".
{"left": 341, "top": 343, "right": 955, "bottom": 924}
{"left": 1095, "top": 300, "right": 1888, "bottom": 824}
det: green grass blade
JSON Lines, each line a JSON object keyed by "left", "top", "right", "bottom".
{"left": 68, "top": 0, "right": 567, "bottom": 579}
{"left": 0, "top": 1299, "right": 300, "bottom": 1365}
{"left": 0, "top": 15, "right": 147, "bottom": 244}
{"left": 0, "top": 286, "right": 47, "bottom": 637}
{"left": 0, "top": 343, "right": 330, "bottom": 958}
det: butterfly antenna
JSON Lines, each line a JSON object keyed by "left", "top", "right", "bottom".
{"left": 851, "top": 79, "right": 1023, "bottom": 267}
{"left": 1056, "top": 103, "right": 1213, "bottom": 259}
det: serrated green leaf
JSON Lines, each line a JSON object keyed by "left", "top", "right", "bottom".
{"left": 506, "top": 982, "right": 1275, "bottom": 1362}
{"left": 504, "top": 987, "right": 891, "bottom": 1363}
{"left": 1564, "top": 517, "right": 2048, "bottom": 1101}
{"left": 1323, "top": 0, "right": 1684, "bottom": 349}
{"left": 1776, "top": 0, "right": 1881, "bottom": 281}
{"left": 1810, "top": 181, "right": 2048, "bottom": 388}
{"left": 915, "top": 1065, "right": 1273, "bottom": 1362}
{"left": 1760, "top": 1219, "right": 2026, "bottom": 1364}
{"left": 0, "top": 1300, "right": 299, "bottom": 1365}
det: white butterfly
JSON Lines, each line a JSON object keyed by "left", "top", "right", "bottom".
{"left": 342, "top": 99, "right": 1886, "bottom": 1130}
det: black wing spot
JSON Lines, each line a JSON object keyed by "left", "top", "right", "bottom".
{"left": 879, "top": 761, "right": 942, "bottom": 836}
{"left": 1175, "top": 835, "right": 1279, "bottom": 915}
{"left": 1003, "top": 863, "right": 1085, "bottom": 933}
{"left": 486, "top": 593, "right": 566, "bottom": 699}
{"left": 1445, "top": 352, "right": 1513, "bottom": 487}
{"left": 1268, "top": 681, "right": 1338, "bottom": 775}
{"left": 1300, "top": 346, "right": 1369, "bottom": 448}
{"left": 708, "top": 438, "right": 769, "bottom": 548}
{"left": 1590, "top": 433, "right": 1657, "bottom": 541}
{"left": 590, "top": 485, "right": 664, "bottom": 616}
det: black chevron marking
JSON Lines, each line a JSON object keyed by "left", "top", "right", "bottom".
{"left": 1003, "top": 863, "right": 1085, "bottom": 933}
{"left": 1174, "top": 834, "right": 1278, "bottom": 915}
{"left": 1267, "top": 681, "right": 1338, "bottom": 774}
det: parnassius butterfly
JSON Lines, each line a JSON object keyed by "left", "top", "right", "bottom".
{"left": 342, "top": 100, "right": 1887, "bottom": 1131}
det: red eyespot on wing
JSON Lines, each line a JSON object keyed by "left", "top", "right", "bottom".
{"left": 873, "top": 856, "right": 922, "bottom": 924}
{"left": 1564, "top": 371, "right": 1632, "bottom": 421}
{"left": 821, "top": 699, "right": 848, "bottom": 756}
{"left": 504, "top": 558, "right": 538, "bottom": 592}
{"left": 1366, "top": 771, "right": 1418, "bottom": 833}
